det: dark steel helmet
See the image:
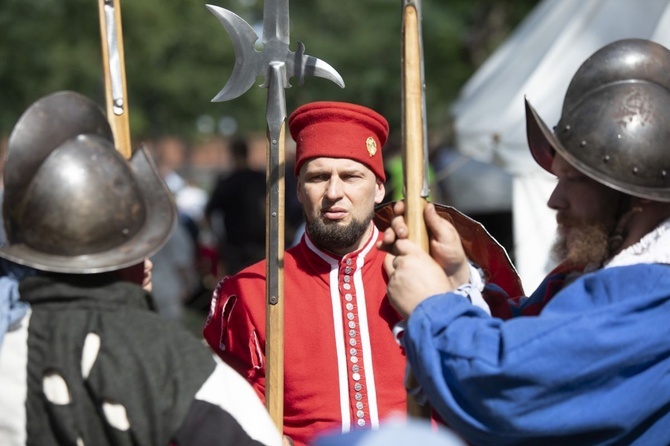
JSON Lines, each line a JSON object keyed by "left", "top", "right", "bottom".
{"left": 526, "top": 38, "right": 670, "bottom": 202}
{"left": 0, "top": 91, "right": 176, "bottom": 273}
{"left": 4, "top": 90, "right": 115, "bottom": 226}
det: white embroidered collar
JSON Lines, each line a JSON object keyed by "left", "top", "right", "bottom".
{"left": 605, "top": 218, "right": 670, "bottom": 268}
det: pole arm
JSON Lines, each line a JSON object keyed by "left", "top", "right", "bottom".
{"left": 402, "top": 0, "right": 430, "bottom": 251}
{"left": 206, "top": 3, "right": 344, "bottom": 431}
{"left": 264, "top": 63, "right": 287, "bottom": 429}
{"left": 401, "top": 0, "right": 432, "bottom": 418}
{"left": 97, "top": 0, "right": 132, "bottom": 159}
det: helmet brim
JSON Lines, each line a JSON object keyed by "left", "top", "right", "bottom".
{"left": 525, "top": 97, "right": 562, "bottom": 173}
{"left": 0, "top": 145, "right": 176, "bottom": 274}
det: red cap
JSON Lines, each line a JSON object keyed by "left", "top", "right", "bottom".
{"left": 289, "top": 101, "right": 389, "bottom": 181}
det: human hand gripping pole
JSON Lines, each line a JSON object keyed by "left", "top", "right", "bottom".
{"left": 206, "top": 0, "right": 344, "bottom": 431}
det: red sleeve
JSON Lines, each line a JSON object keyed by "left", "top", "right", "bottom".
{"left": 203, "top": 276, "right": 267, "bottom": 402}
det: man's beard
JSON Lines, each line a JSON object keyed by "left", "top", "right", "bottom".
{"left": 550, "top": 213, "right": 612, "bottom": 267}
{"left": 305, "top": 211, "right": 374, "bottom": 253}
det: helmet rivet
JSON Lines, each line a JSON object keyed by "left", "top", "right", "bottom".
{"left": 603, "top": 155, "right": 611, "bottom": 163}
{"left": 579, "top": 140, "right": 587, "bottom": 147}
{"left": 662, "top": 170, "right": 668, "bottom": 178}
{"left": 122, "top": 228, "right": 130, "bottom": 236}
{"left": 563, "top": 125, "right": 571, "bottom": 133}
{"left": 617, "top": 134, "right": 622, "bottom": 140}
{"left": 632, "top": 167, "right": 639, "bottom": 175}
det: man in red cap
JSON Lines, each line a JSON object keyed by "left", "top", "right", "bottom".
{"left": 204, "top": 102, "right": 409, "bottom": 446}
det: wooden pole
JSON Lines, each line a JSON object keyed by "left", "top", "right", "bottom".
{"left": 97, "top": 0, "right": 132, "bottom": 159}
{"left": 401, "top": 0, "right": 432, "bottom": 419}
{"left": 264, "top": 100, "right": 286, "bottom": 429}
{"left": 402, "top": 2, "right": 429, "bottom": 252}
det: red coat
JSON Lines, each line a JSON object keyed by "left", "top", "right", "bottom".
{"left": 204, "top": 226, "right": 408, "bottom": 446}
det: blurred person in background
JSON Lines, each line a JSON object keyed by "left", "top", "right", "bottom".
{"left": 205, "top": 137, "right": 266, "bottom": 276}
{"left": 152, "top": 136, "right": 208, "bottom": 237}
{"left": 150, "top": 136, "right": 206, "bottom": 321}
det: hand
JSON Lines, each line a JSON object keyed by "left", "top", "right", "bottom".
{"left": 283, "top": 435, "right": 294, "bottom": 446}
{"left": 117, "top": 257, "right": 153, "bottom": 292}
{"left": 423, "top": 203, "right": 470, "bottom": 285}
{"left": 384, "top": 238, "right": 451, "bottom": 317}
{"left": 142, "top": 258, "right": 153, "bottom": 292}
{"left": 379, "top": 202, "right": 472, "bottom": 317}
{"left": 378, "top": 201, "right": 470, "bottom": 285}
{"left": 378, "top": 200, "right": 409, "bottom": 251}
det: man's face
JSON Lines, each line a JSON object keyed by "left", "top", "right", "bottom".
{"left": 297, "top": 157, "right": 385, "bottom": 255}
{"left": 548, "top": 154, "right": 621, "bottom": 266}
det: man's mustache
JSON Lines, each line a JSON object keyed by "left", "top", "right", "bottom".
{"left": 556, "top": 212, "right": 581, "bottom": 227}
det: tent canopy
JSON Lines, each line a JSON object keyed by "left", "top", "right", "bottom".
{"left": 452, "top": 0, "right": 670, "bottom": 175}
{"left": 449, "top": 0, "right": 670, "bottom": 290}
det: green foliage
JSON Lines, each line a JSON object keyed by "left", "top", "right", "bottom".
{"left": 0, "top": 0, "right": 538, "bottom": 143}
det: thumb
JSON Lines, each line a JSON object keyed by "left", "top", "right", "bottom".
{"left": 424, "top": 203, "right": 461, "bottom": 246}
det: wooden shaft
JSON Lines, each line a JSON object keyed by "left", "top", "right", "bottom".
{"left": 265, "top": 121, "right": 286, "bottom": 431}
{"left": 403, "top": 4, "right": 429, "bottom": 252}
{"left": 97, "top": 0, "right": 132, "bottom": 159}
{"left": 402, "top": 2, "right": 432, "bottom": 419}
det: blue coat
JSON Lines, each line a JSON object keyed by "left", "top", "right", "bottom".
{"left": 403, "top": 263, "right": 670, "bottom": 445}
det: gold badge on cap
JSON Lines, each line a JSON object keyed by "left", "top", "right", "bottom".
{"left": 366, "top": 137, "right": 377, "bottom": 157}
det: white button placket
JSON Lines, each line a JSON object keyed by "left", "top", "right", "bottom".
{"left": 340, "top": 256, "right": 368, "bottom": 428}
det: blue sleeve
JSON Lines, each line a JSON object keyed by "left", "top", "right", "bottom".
{"left": 402, "top": 264, "right": 670, "bottom": 445}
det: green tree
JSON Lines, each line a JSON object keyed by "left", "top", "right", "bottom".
{"left": 0, "top": 0, "right": 538, "bottom": 143}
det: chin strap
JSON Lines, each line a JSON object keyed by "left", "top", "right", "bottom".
{"left": 608, "top": 194, "right": 643, "bottom": 256}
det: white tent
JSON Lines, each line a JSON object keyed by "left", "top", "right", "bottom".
{"left": 450, "top": 0, "right": 670, "bottom": 291}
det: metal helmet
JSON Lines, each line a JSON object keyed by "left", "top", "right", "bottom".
{"left": 526, "top": 38, "right": 670, "bottom": 202}
{"left": 4, "top": 90, "right": 115, "bottom": 227}
{"left": 0, "top": 91, "right": 176, "bottom": 274}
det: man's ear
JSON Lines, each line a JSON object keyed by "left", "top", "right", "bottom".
{"left": 374, "top": 178, "right": 386, "bottom": 204}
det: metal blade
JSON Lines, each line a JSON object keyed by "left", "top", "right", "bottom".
{"left": 207, "top": 5, "right": 262, "bottom": 101}
{"left": 262, "top": 0, "right": 290, "bottom": 45}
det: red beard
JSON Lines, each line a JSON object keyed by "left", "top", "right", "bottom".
{"left": 551, "top": 212, "right": 611, "bottom": 267}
